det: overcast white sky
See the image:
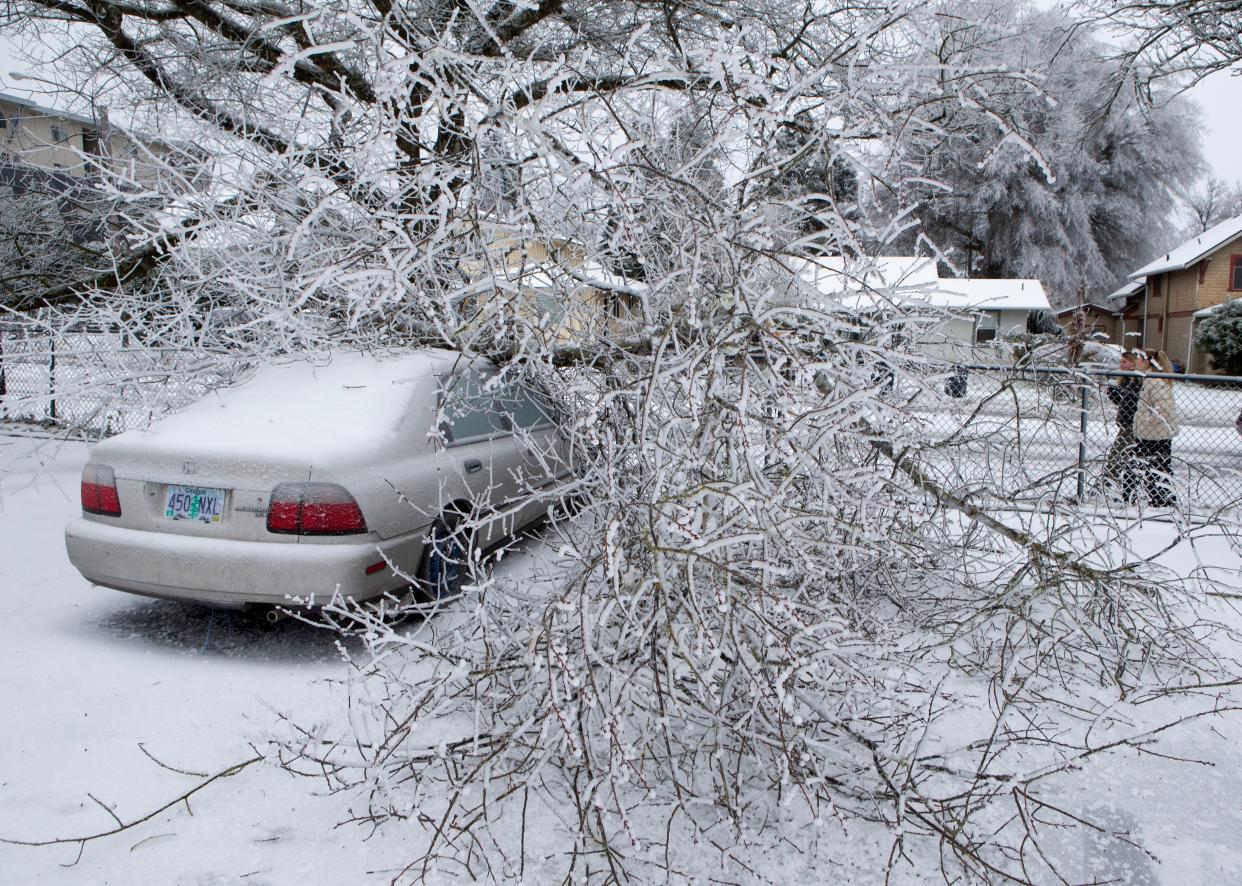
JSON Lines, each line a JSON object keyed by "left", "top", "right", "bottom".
{"left": 1, "top": 25, "right": 1239, "bottom": 185}
{"left": 1186, "top": 68, "right": 1242, "bottom": 183}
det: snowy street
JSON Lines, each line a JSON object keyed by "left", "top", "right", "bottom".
{"left": 3, "top": 431, "right": 1242, "bottom": 884}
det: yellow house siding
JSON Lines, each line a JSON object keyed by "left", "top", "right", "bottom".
{"left": 0, "top": 99, "right": 89, "bottom": 175}
{"left": 1059, "top": 306, "right": 1125, "bottom": 343}
{"left": 1140, "top": 273, "right": 1165, "bottom": 351}
{"left": 1130, "top": 236, "right": 1242, "bottom": 374}
{"left": 1, "top": 97, "right": 173, "bottom": 186}
{"left": 1189, "top": 342, "right": 1214, "bottom": 375}
{"left": 1167, "top": 266, "right": 1198, "bottom": 314}
{"left": 1198, "top": 239, "right": 1242, "bottom": 309}
{"left": 1186, "top": 240, "right": 1242, "bottom": 375}
{"left": 1163, "top": 317, "right": 1194, "bottom": 369}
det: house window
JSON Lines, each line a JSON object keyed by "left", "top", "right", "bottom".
{"left": 0, "top": 113, "right": 7, "bottom": 129}
{"left": 1151, "top": 276, "right": 1162, "bottom": 298}
{"left": 1230, "top": 255, "right": 1242, "bottom": 292}
{"left": 50, "top": 124, "right": 67, "bottom": 143}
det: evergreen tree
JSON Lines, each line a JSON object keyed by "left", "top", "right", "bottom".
{"left": 1195, "top": 299, "right": 1242, "bottom": 375}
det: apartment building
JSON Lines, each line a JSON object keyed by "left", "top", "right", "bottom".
{"left": 0, "top": 92, "right": 203, "bottom": 189}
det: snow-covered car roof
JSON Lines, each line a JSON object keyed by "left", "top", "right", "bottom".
{"left": 98, "top": 350, "right": 471, "bottom": 466}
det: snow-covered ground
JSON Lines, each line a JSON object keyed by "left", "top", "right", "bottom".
{"left": 0, "top": 435, "right": 450, "bottom": 884}
{"left": 3, "top": 433, "right": 1242, "bottom": 884}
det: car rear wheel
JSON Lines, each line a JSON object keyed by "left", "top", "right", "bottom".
{"left": 415, "top": 515, "right": 473, "bottom": 602}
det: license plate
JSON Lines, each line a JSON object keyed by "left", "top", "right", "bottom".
{"left": 164, "top": 485, "right": 225, "bottom": 523}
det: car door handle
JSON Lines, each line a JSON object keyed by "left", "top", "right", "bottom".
{"left": 464, "top": 459, "right": 483, "bottom": 474}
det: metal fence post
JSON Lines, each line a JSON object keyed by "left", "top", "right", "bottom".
{"left": 1077, "top": 376, "right": 1089, "bottom": 500}
{"left": 0, "top": 326, "right": 6, "bottom": 399}
{"left": 49, "top": 339, "right": 57, "bottom": 422}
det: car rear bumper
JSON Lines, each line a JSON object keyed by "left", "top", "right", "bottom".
{"left": 65, "top": 518, "right": 420, "bottom": 608}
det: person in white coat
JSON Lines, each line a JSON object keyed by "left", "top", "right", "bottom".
{"left": 1128, "top": 349, "right": 1179, "bottom": 507}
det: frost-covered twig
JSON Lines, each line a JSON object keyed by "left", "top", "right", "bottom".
{"left": 0, "top": 755, "right": 263, "bottom": 855}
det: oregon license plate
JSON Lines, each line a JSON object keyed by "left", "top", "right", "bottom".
{"left": 164, "top": 485, "right": 225, "bottom": 523}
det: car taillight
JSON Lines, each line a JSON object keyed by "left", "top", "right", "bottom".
{"left": 266, "top": 482, "right": 367, "bottom": 536}
{"left": 81, "top": 463, "right": 122, "bottom": 517}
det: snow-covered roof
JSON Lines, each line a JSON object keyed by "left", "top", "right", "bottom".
{"left": 1193, "top": 298, "right": 1242, "bottom": 319}
{"left": 1054, "top": 302, "right": 1121, "bottom": 317}
{"left": 0, "top": 91, "right": 98, "bottom": 127}
{"left": 933, "top": 278, "right": 1051, "bottom": 312}
{"left": 1108, "top": 279, "right": 1144, "bottom": 300}
{"left": 0, "top": 90, "right": 196, "bottom": 150}
{"left": 781, "top": 256, "right": 1049, "bottom": 315}
{"left": 1130, "top": 215, "right": 1242, "bottom": 279}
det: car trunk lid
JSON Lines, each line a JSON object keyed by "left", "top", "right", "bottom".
{"left": 81, "top": 352, "right": 450, "bottom": 542}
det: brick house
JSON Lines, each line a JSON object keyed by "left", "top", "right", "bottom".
{"left": 1126, "top": 215, "right": 1242, "bottom": 373}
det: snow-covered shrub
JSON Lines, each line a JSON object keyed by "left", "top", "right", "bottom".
{"left": 1195, "top": 299, "right": 1242, "bottom": 375}
{"left": 1080, "top": 338, "right": 1123, "bottom": 367}
{"left": 1001, "top": 328, "right": 1071, "bottom": 367}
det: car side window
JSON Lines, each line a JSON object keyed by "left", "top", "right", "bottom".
{"left": 496, "top": 381, "right": 556, "bottom": 431}
{"left": 440, "top": 369, "right": 510, "bottom": 443}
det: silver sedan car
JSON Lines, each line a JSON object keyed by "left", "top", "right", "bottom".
{"left": 65, "top": 351, "right": 574, "bottom": 610}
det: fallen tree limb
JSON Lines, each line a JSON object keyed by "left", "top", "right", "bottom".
{"left": 867, "top": 432, "right": 1147, "bottom": 586}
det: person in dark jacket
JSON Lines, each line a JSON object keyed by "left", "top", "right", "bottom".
{"left": 1102, "top": 351, "right": 1141, "bottom": 496}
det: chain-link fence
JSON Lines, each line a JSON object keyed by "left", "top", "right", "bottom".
{"left": 3, "top": 325, "right": 1240, "bottom": 514}
{"left": 908, "top": 364, "right": 1242, "bottom": 514}
{"left": 0, "top": 323, "right": 241, "bottom": 437}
